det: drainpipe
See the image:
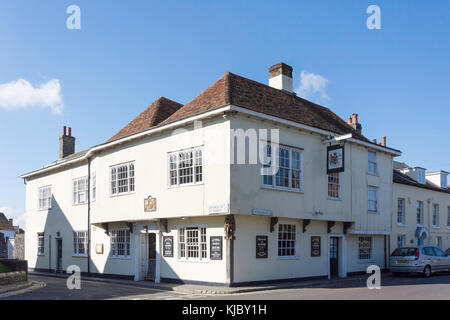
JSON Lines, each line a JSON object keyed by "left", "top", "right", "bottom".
{"left": 87, "top": 158, "right": 91, "bottom": 276}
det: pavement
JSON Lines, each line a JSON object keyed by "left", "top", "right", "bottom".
{"left": 27, "top": 271, "right": 370, "bottom": 295}
{"left": 0, "top": 280, "right": 45, "bottom": 299}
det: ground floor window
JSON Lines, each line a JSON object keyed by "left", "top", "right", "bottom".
{"left": 358, "top": 237, "right": 372, "bottom": 260}
{"left": 397, "top": 234, "right": 406, "bottom": 248}
{"left": 110, "top": 229, "right": 130, "bottom": 258}
{"left": 277, "top": 224, "right": 296, "bottom": 257}
{"left": 73, "top": 231, "right": 88, "bottom": 256}
{"left": 436, "top": 236, "right": 442, "bottom": 249}
{"left": 178, "top": 227, "right": 207, "bottom": 260}
{"left": 37, "top": 233, "right": 45, "bottom": 255}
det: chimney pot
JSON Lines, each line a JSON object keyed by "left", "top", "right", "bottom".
{"left": 9, "top": 218, "right": 13, "bottom": 226}
{"left": 268, "top": 62, "right": 294, "bottom": 93}
{"left": 68, "top": 127, "right": 72, "bottom": 137}
{"left": 63, "top": 126, "right": 67, "bottom": 136}
{"left": 382, "top": 136, "right": 386, "bottom": 147}
{"left": 352, "top": 113, "right": 358, "bottom": 124}
{"left": 347, "top": 117, "right": 352, "bottom": 124}
{"left": 350, "top": 113, "right": 362, "bottom": 134}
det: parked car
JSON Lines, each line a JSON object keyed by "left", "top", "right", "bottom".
{"left": 390, "top": 246, "right": 450, "bottom": 277}
{"left": 446, "top": 248, "right": 450, "bottom": 256}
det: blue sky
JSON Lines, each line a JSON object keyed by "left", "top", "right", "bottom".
{"left": 0, "top": 1, "right": 449, "bottom": 227}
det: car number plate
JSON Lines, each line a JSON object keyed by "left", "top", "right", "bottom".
{"left": 397, "top": 260, "right": 408, "bottom": 264}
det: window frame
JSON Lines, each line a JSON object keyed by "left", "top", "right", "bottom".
{"left": 276, "top": 223, "right": 298, "bottom": 259}
{"left": 37, "top": 233, "right": 45, "bottom": 256}
{"left": 72, "top": 176, "right": 88, "bottom": 205}
{"left": 109, "top": 228, "right": 131, "bottom": 259}
{"left": 397, "top": 234, "right": 406, "bottom": 248}
{"left": 367, "top": 187, "right": 378, "bottom": 213}
{"left": 168, "top": 147, "right": 204, "bottom": 188}
{"left": 73, "top": 231, "right": 88, "bottom": 257}
{"left": 177, "top": 225, "right": 208, "bottom": 262}
{"left": 397, "top": 198, "right": 405, "bottom": 225}
{"left": 327, "top": 172, "right": 341, "bottom": 200}
{"left": 367, "top": 151, "right": 377, "bottom": 175}
{"left": 417, "top": 201, "right": 424, "bottom": 226}
{"left": 110, "top": 162, "right": 135, "bottom": 196}
{"left": 432, "top": 204, "right": 440, "bottom": 228}
{"left": 38, "top": 185, "right": 52, "bottom": 210}
{"left": 358, "top": 236, "right": 373, "bottom": 261}
{"left": 261, "top": 143, "right": 304, "bottom": 193}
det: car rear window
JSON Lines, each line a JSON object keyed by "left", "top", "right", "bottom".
{"left": 391, "top": 248, "right": 417, "bottom": 256}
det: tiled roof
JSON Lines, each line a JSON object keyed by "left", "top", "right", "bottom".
{"left": 393, "top": 169, "right": 450, "bottom": 194}
{"left": 0, "top": 213, "right": 14, "bottom": 231}
{"left": 393, "top": 161, "right": 410, "bottom": 171}
{"left": 106, "top": 96, "right": 183, "bottom": 143}
{"left": 161, "top": 72, "right": 371, "bottom": 143}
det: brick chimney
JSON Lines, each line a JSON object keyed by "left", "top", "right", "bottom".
{"left": 349, "top": 113, "right": 362, "bottom": 134}
{"left": 59, "top": 126, "right": 75, "bottom": 159}
{"left": 269, "top": 62, "right": 293, "bottom": 93}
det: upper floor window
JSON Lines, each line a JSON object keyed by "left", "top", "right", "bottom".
{"left": 358, "top": 237, "right": 372, "bottom": 261}
{"left": 397, "top": 198, "right": 405, "bottom": 224}
{"left": 262, "top": 144, "right": 303, "bottom": 192}
{"left": 367, "top": 151, "right": 377, "bottom": 175}
{"left": 178, "top": 227, "right": 207, "bottom": 261}
{"left": 91, "top": 172, "right": 96, "bottom": 202}
{"left": 417, "top": 201, "right": 424, "bottom": 225}
{"left": 436, "top": 236, "right": 442, "bottom": 249}
{"left": 38, "top": 186, "right": 52, "bottom": 210}
{"left": 73, "top": 177, "right": 88, "bottom": 205}
{"left": 110, "top": 162, "right": 135, "bottom": 195}
{"left": 169, "top": 148, "right": 203, "bottom": 187}
{"left": 277, "top": 223, "right": 296, "bottom": 257}
{"left": 110, "top": 229, "right": 130, "bottom": 258}
{"left": 37, "top": 233, "right": 45, "bottom": 255}
{"left": 73, "top": 231, "right": 88, "bottom": 256}
{"left": 432, "top": 204, "right": 439, "bottom": 228}
{"left": 417, "top": 170, "right": 425, "bottom": 184}
{"left": 367, "top": 187, "right": 378, "bottom": 212}
{"left": 448, "top": 207, "right": 450, "bottom": 228}
{"left": 327, "top": 173, "right": 340, "bottom": 199}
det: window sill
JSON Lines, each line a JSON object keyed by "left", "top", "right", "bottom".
{"left": 37, "top": 253, "right": 45, "bottom": 256}
{"left": 109, "top": 256, "right": 131, "bottom": 260}
{"left": 110, "top": 191, "right": 136, "bottom": 198}
{"left": 432, "top": 226, "right": 440, "bottom": 230}
{"left": 72, "top": 254, "right": 88, "bottom": 258}
{"left": 72, "top": 202, "right": 87, "bottom": 207}
{"left": 327, "top": 197, "right": 342, "bottom": 201}
{"left": 168, "top": 182, "right": 204, "bottom": 189}
{"left": 177, "top": 259, "right": 209, "bottom": 263}
{"left": 357, "top": 260, "right": 375, "bottom": 264}
{"left": 367, "top": 172, "right": 378, "bottom": 177}
{"left": 276, "top": 256, "right": 299, "bottom": 260}
{"left": 397, "top": 223, "right": 406, "bottom": 227}
{"left": 261, "top": 186, "right": 303, "bottom": 194}
{"left": 368, "top": 210, "right": 378, "bottom": 214}
{"left": 38, "top": 208, "right": 51, "bottom": 212}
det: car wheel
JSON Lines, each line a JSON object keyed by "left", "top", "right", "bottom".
{"left": 423, "top": 265, "right": 431, "bottom": 278}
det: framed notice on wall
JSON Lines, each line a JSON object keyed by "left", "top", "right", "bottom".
{"left": 327, "top": 145, "right": 345, "bottom": 174}
{"left": 163, "top": 236, "right": 173, "bottom": 257}
{"left": 210, "top": 236, "right": 223, "bottom": 260}
{"left": 256, "top": 235, "right": 268, "bottom": 259}
{"left": 311, "top": 236, "right": 321, "bottom": 257}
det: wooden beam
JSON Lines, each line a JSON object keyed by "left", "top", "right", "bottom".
{"left": 270, "top": 217, "right": 279, "bottom": 233}
{"left": 327, "top": 221, "right": 335, "bottom": 234}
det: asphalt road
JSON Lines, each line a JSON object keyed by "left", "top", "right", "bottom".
{"left": 2, "top": 273, "right": 450, "bottom": 300}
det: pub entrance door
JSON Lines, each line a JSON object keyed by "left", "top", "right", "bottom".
{"left": 146, "top": 233, "right": 157, "bottom": 281}
{"left": 329, "top": 237, "right": 339, "bottom": 278}
{"left": 56, "top": 238, "right": 63, "bottom": 273}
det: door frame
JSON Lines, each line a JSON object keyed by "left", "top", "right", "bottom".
{"left": 327, "top": 234, "right": 347, "bottom": 279}
{"left": 134, "top": 229, "right": 160, "bottom": 283}
{"left": 56, "top": 237, "right": 63, "bottom": 273}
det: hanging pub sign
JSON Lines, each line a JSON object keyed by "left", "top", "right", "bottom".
{"left": 163, "top": 236, "right": 173, "bottom": 257}
{"left": 210, "top": 236, "right": 223, "bottom": 260}
{"left": 256, "top": 235, "right": 268, "bottom": 259}
{"left": 327, "top": 145, "right": 345, "bottom": 174}
{"left": 144, "top": 196, "right": 157, "bottom": 212}
{"left": 311, "top": 236, "right": 321, "bottom": 257}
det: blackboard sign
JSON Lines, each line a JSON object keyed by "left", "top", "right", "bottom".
{"left": 256, "top": 235, "right": 268, "bottom": 259}
{"left": 210, "top": 236, "right": 223, "bottom": 260}
{"left": 311, "top": 236, "right": 321, "bottom": 257}
{"left": 163, "top": 236, "right": 173, "bottom": 257}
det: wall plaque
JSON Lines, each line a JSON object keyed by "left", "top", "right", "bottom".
{"left": 210, "top": 236, "right": 223, "bottom": 260}
{"left": 327, "top": 145, "right": 345, "bottom": 174}
{"left": 311, "top": 236, "right": 321, "bottom": 257}
{"left": 163, "top": 236, "right": 173, "bottom": 257}
{"left": 95, "top": 243, "right": 104, "bottom": 254}
{"left": 256, "top": 235, "right": 268, "bottom": 259}
{"left": 144, "top": 196, "right": 157, "bottom": 212}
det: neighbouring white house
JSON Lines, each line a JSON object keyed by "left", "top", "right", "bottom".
{"left": 392, "top": 162, "right": 450, "bottom": 252}
{"left": 0, "top": 213, "right": 24, "bottom": 259}
{"left": 22, "top": 63, "right": 402, "bottom": 286}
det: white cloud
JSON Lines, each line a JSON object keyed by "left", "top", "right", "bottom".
{"left": 296, "top": 70, "right": 329, "bottom": 103}
{"left": 0, "top": 206, "right": 26, "bottom": 230}
{"left": 0, "top": 78, "right": 64, "bottom": 114}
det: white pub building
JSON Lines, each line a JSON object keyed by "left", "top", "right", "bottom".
{"left": 23, "top": 63, "right": 402, "bottom": 286}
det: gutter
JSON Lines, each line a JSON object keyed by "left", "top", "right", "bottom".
{"left": 21, "top": 104, "right": 402, "bottom": 179}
